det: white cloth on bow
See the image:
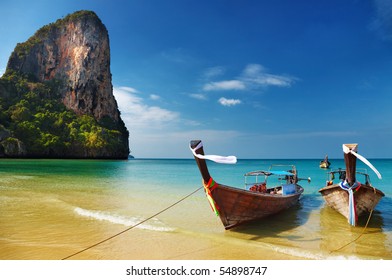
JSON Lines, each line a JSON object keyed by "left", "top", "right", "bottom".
{"left": 190, "top": 141, "right": 237, "bottom": 164}
{"left": 343, "top": 144, "right": 382, "bottom": 179}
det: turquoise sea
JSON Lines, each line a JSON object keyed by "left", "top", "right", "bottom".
{"left": 0, "top": 158, "right": 391, "bottom": 260}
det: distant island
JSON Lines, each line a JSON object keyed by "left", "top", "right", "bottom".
{"left": 0, "top": 10, "right": 129, "bottom": 159}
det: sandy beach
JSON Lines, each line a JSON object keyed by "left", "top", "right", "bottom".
{"left": 1, "top": 159, "right": 391, "bottom": 260}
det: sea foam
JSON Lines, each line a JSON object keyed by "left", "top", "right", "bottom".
{"left": 74, "top": 207, "right": 175, "bottom": 232}
{"left": 271, "top": 245, "right": 363, "bottom": 260}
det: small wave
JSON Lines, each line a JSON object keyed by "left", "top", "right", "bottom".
{"left": 74, "top": 207, "right": 175, "bottom": 232}
{"left": 264, "top": 243, "right": 364, "bottom": 260}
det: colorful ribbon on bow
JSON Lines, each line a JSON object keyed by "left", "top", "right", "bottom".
{"left": 339, "top": 180, "right": 361, "bottom": 226}
{"left": 204, "top": 178, "right": 219, "bottom": 216}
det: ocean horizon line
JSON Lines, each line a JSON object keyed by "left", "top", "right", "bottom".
{"left": 128, "top": 157, "right": 392, "bottom": 161}
{"left": 1, "top": 157, "right": 391, "bottom": 161}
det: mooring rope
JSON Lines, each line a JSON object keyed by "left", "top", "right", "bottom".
{"left": 330, "top": 208, "right": 374, "bottom": 254}
{"left": 62, "top": 186, "right": 203, "bottom": 260}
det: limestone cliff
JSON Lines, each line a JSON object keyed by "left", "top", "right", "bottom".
{"left": 7, "top": 10, "right": 118, "bottom": 122}
{"left": 0, "top": 10, "right": 129, "bottom": 159}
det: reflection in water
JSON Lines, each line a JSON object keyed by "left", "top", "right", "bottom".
{"left": 319, "top": 204, "right": 391, "bottom": 259}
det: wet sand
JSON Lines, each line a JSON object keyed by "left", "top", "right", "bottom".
{"left": 1, "top": 226, "right": 305, "bottom": 260}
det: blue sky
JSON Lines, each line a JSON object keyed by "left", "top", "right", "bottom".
{"left": 1, "top": 0, "right": 392, "bottom": 158}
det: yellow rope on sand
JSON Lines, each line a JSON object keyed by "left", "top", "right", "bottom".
{"left": 62, "top": 186, "right": 203, "bottom": 260}
{"left": 330, "top": 209, "right": 374, "bottom": 254}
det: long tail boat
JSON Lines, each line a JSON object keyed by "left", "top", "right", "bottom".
{"left": 190, "top": 140, "right": 308, "bottom": 230}
{"left": 318, "top": 144, "right": 384, "bottom": 226}
{"left": 319, "top": 154, "right": 331, "bottom": 169}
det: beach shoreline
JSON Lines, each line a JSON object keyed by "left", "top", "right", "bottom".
{"left": 1, "top": 158, "right": 391, "bottom": 260}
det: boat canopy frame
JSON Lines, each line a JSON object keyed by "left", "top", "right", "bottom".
{"left": 325, "top": 168, "right": 372, "bottom": 186}
{"left": 244, "top": 164, "right": 298, "bottom": 190}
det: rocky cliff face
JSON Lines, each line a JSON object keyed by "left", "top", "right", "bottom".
{"left": 1, "top": 10, "right": 129, "bottom": 159}
{"left": 7, "top": 10, "right": 118, "bottom": 122}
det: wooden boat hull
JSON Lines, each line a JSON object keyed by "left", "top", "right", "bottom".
{"left": 319, "top": 183, "right": 384, "bottom": 220}
{"left": 206, "top": 181, "right": 303, "bottom": 229}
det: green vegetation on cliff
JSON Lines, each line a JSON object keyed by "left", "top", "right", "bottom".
{"left": 0, "top": 70, "right": 128, "bottom": 158}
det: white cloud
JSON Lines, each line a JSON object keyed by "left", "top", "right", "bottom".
{"left": 113, "top": 86, "right": 179, "bottom": 128}
{"left": 113, "top": 86, "right": 246, "bottom": 157}
{"left": 189, "top": 93, "right": 208, "bottom": 100}
{"left": 202, "top": 66, "right": 225, "bottom": 79}
{"left": 118, "top": 86, "right": 139, "bottom": 94}
{"left": 149, "top": 94, "right": 161, "bottom": 100}
{"left": 242, "top": 63, "right": 267, "bottom": 76}
{"left": 203, "top": 80, "right": 246, "bottom": 91}
{"left": 248, "top": 73, "right": 294, "bottom": 87}
{"left": 202, "top": 63, "right": 297, "bottom": 92}
{"left": 218, "top": 97, "right": 242, "bottom": 106}
{"left": 241, "top": 64, "right": 296, "bottom": 88}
